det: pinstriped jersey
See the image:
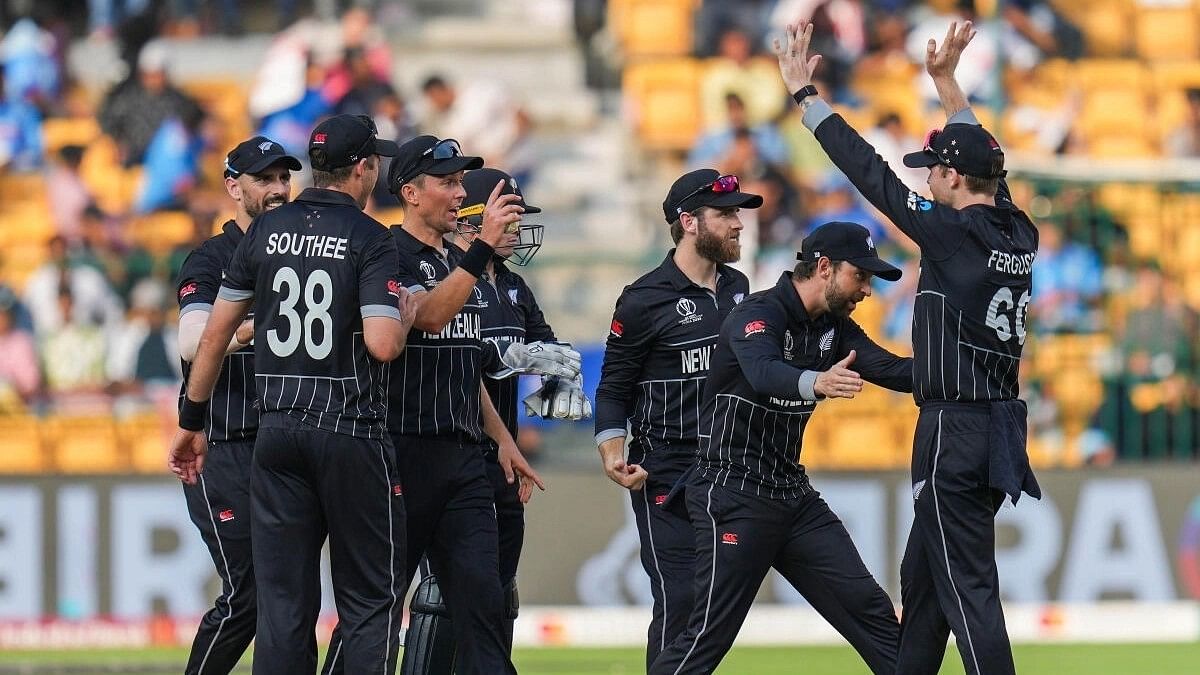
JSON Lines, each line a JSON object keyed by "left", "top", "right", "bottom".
{"left": 446, "top": 244, "right": 556, "bottom": 440}
{"left": 177, "top": 220, "right": 258, "bottom": 442}
{"left": 219, "top": 188, "right": 402, "bottom": 440}
{"left": 595, "top": 251, "right": 749, "bottom": 450}
{"left": 387, "top": 227, "right": 488, "bottom": 440}
{"left": 811, "top": 110, "right": 1038, "bottom": 404}
{"left": 698, "top": 272, "right": 912, "bottom": 499}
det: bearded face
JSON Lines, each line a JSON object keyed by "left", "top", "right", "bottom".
{"left": 693, "top": 208, "right": 742, "bottom": 264}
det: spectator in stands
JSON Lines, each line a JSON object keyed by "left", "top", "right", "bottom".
{"left": 41, "top": 283, "right": 110, "bottom": 414}
{"left": 421, "top": 73, "right": 536, "bottom": 185}
{"left": 47, "top": 146, "right": 93, "bottom": 243}
{"left": 694, "top": 0, "right": 774, "bottom": 57}
{"left": 370, "top": 88, "right": 416, "bottom": 207}
{"left": 1031, "top": 220, "right": 1103, "bottom": 334}
{"left": 333, "top": 45, "right": 395, "bottom": 117}
{"left": 689, "top": 92, "right": 789, "bottom": 168}
{"left": 863, "top": 112, "right": 927, "bottom": 191}
{"left": 804, "top": 172, "right": 887, "bottom": 245}
{"left": 0, "top": 68, "right": 42, "bottom": 172}
{"left": 0, "top": 287, "right": 40, "bottom": 410}
{"left": 97, "top": 39, "right": 205, "bottom": 168}
{"left": 321, "top": 7, "right": 392, "bottom": 105}
{"left": 1166, "top": 89, "right": 1200, "bottom": 158}
{"left": 87, "top": 0, "right": 150, "bottom": 41}
{"left": 1, "top": 13, "right": 61, "bottom": 107}
{"left": 769, "top": 0, "right": 867, "bottom": 102}
{"left": 906, "top": 0, "right": 1000, "bottom": 103}
{"left": 853, "top": 11, "right": 912, "bottom": 85}
{"left": 779, "top": 75, "right": 836, "bottom": 187}
{"left": 108, "top": 278, "right": 179, "bottom": 415}
{"left": 699, "top": 26, "right": 787, "bottom": 132}
{"left": 24, "top": 235, "right": 124, "bottom": 336}
{"left": 1002, "top": 0, "right": 1084, "bottom": 62}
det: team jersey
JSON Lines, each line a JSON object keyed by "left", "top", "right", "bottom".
{"left": 446, "top": 244, "right": 556, "bottom": 440}
{"left": 698, "top": 272, "right": 912, "bottom": 499}
{"left": 176, "top": 220, "right": 258, "bottom": 442}
{"left": 218, "top": 188, "right": 401, "bottom": 440}
{"left": 808, "top": 106, "right": 1038, "bottom": 404}
{"left": 595, "top": 251, "right": 749, "bottom": 452}
{"left": 386, "top": 227, "right": 491, "bottom": 440}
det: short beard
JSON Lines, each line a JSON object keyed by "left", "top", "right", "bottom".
{"left": 825, "top": 277, "right": 856, "bottom": 318}
{"left": 694, "top": 213, "right": 740, "bottom": 264}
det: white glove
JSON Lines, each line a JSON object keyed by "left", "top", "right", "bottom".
{"left": 499, "top": 341, "right": 581, "bottom": 379}
{"left": 522, "top": 375, "right": 593, "bottom": 421}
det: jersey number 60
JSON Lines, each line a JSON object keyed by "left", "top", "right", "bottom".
{"left": 985, "top": 286, "right": 1031, "bottom": 345}
{"left": 268, "top": 266, "right": 333, "bottom": 359}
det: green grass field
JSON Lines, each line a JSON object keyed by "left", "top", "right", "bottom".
{"left": 0, "top": 643, "right": 1197, "bottom": 674}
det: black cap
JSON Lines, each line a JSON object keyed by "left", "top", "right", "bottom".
{"left": 224, "top": 136, "right": 302, "bottom": 177}
{"left": 308, "top": 114, "right": 400, "bottom": 171}
{"left": 387, "top": 135, "right": 484, "bottom": 194}
{"left": 459, "top": 168, "right": 541, "bottom": 220}
{"left": 799, "top": 221, "right": 902, "bottom": 282}
{"left": 662, "top": 169, "right": 763, "bottom": 223}
{"left": 902, "top": 123, "right": 1006, "bottom": 179}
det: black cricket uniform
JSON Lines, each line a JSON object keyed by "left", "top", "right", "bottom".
{"left": 219, "top": 187, "right": 405, "bottom": 674}
{"left": 595, "top": 251, "right": 748, "bottom": 669}
{"left": 650, "top": 271, "right": 911, "bottom": 675}
{"left": 804, "top": 102, "right": 1041, "bottom": 675}
{"left": 386, "top": 226, "right": 515, "bottom": 675}
{"left": 177, "top": 220, "right": 259, "bottom": 674}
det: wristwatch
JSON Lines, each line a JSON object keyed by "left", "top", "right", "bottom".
{"left": 791, "top": 85, "right": 819, "bottom": 105}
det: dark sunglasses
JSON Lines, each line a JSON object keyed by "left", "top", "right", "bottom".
{"left": 346, "top": 114, "right": 381, "bottom": 163}
{"left": 674, "top": 174, "right": 740, "bottom": 214}
{"left": 394, "top": 138, "right": 465, "bottom": 188}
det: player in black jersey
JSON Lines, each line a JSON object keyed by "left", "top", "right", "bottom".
{"left": 650, "top": 222, "right": 911, "bottom": 675}
{"left": 778, "top": 22, "right": 1041, "bottom": 675}
{"left": 393, "top": 167, "right": 590, "bottom": 673}
{"left": 175, "top": 136, "right": 300, "bottom": 674}
{"left": 371, "top": 136, "right": 577, "bottom": 675}
{"left": 169, "top": 114, "right": 413, "bottom": 674}
{"left": 594, "top": 169, "right": 758, "bottom": 669}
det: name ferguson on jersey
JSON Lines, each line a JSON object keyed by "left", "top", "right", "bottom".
{"left": 265, "top": 233, "right": 350, "bottom": 260}
{"left": 987, "top": 250, "right": 1036, "bottom": 276}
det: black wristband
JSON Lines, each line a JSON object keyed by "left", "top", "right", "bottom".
{"left": 791, "top": 85, "right": 818, "bottom": 105}
{"left": 459, "top": 239, "right": 495, "bottom": 278}
{"left": 179, "top": 396, "right": 208, "bottom": 431}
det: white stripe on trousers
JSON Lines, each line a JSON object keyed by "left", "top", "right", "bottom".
{"left": 674, "top": 482, "right": 717, "bottom": 675}
{"left": 640, "top": 484, "right": 669, "bottom": 653}
{"left": 196, "top": 471, "right": 237, "bottom": 674}
{"left": 378, "top": 439, "right": 399, "bottom": 674}
{"left": 931, "top": 410, "right": 982, "bottom": 674}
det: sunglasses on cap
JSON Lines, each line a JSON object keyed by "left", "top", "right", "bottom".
{"left": 346, "top": 114, "right": 381, "bottom": 163}
{"left": 420, "top": 138, "right": 464, "bottom": 160}
{"left": 920, "top": 128, "right": 952, "bottom": 166}
{"left": 674, "top": 174, "right": 740, "bottom": 213}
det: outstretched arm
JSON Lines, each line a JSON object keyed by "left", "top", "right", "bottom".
{"left": 927, "top": 21, "right": 976, "bottom": 120}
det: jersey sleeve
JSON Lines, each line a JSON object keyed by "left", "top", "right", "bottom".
{"left": 176, "top": 246, "right": 221, "bottom": 315}
{"left": 217, "top": 226, "right": 257, "bottom": 302}
{"left": 519, "top": 279, "right": 557, "bottom": 343}
{"left": 395, "top": 247, "right": 427, "bottom": 294}
{"left": 729, "top": 301, "right": 819, "bottom": 399}
{"left": 359, "top": 229, "right": 402, "bottom": 320}
{"left": 805, "top": 103, "right": 971, "bottom": 261}
{"left": 594, "top": 290, "right": 654, "bottom": 442}
{"left": 838, "top": 317, "right": 913, "bottom": 393}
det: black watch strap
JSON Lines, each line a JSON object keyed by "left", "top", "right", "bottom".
{"left": 791, "top": 85, "right": 819, "bottom": 105}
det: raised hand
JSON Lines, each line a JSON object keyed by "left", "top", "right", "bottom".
{"left": 773, "top": 21, "right": 823, "bottom": 94}
{"left": 926, "top": 21, "right": 976, "bottom": 80}
{"left": 479, "top": 179, "right": 524, "bottom": 248}
{"left": 814, "top": 349, "right": 863, "bottom": 399}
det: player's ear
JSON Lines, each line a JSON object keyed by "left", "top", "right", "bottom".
{"left": 819, "top": 256, "right": 833, "bottom": 278}
{"left": 400, "top": 181, "right": 419, "bottom": 207}
{"left": 224, "top": 175, "right": 241, "bottom": 202}
{"left": 680, "top": 210, "right": 699, "bottom": 236}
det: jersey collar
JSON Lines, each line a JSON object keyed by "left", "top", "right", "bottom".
{"left": 773, "top": 271, "right": 811, "bottom": 323}
{"left": 391, "top": 225, "right": 441, "bottom": 255}
{"left": 222, "top": 219, "right": 244, "bottom": 244}
{"left": 296, "top": 187, "right": 360, "bottom": 208}
{"left": 661, "top": 248, "right": 732, "bottom": 292}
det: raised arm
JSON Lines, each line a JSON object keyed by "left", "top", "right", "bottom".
{"left": 926, "top": 22, "right": 975, "bottom": 120}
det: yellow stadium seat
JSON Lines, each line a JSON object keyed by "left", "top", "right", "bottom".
{"left": 0, "top": 173, "right": 46, "bottom": 202}
{"left": 1151, "top": 61, "right": 1200, "bottom": 90}
{"left": 1075, "top": 59, "right": 1147, "bottom": 90}
{"left": 1057, "top": 0, "right": 1133, "bottom": 57}
{"left": 44, "top": 415, "right": 123, "bottom": 473}
{"left": 129, "top": 211, "right": 195, "bottom": 253}
{"left": 609, "top": 0, "right": 697, "bottom": 60}
{"left": 823, "top": 414, "right": 906, "bottom": 470}
{"left": 120, "top": 413, "right": 171, "bottom": 474}
{"left": 1087, "top": 134, "right": 1158, "bottom": 158}
{"left": 40, "top": 117, "right": 101, "bottom": 156}
{"left": 622, "top": 58, "right": 703, "bottom": 151}
{"left": 1134, "top": 7, "right": 1199, "bottom": 61}
{"left": 370, "top": 207, "right": 405, "bottom": 226}
{"left": 0, "top": 415, "right": 43, "bottom": 473}
{"left": 0, "top": 242, "right": 47, "bottom": 288}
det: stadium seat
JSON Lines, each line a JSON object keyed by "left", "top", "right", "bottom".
{"left": 1075, "top": 59, "right": 1147, "bottom": 90}
{"left": 609, "top": 0, "right": 697, "bottom": 60}
{"left": 371, "top": 207, "right": 405, "bottom": 226}
{"left": 822, "top": 413, "right": 906, "bottom": 469}
{"left": 622, "top": 59, "right": 703, "bottom": 151}
{"left": 1134, "top": 6, "right": 1199, "bottom": 61}
{"left": 44, "top": 415, "right": 123, "bottom": 473}
{"left": 1087, "top": 134, "right": 1159, "bottom": 158}
{"left": 40, "top": 117, "right": 101, "bottom": 156}
{"left": 1057, "top": 0, "right": 1133, "bottom": 57}
{"left": 80, "top": 137, "right": 141, "bottom": 214}
{"left": 128, "top": 211, "right": 196, "bottom": 254}
{"left": 120, "top": 413, "right": 170, "bottom": 474}
{"left": 0, "top": 415, "right": 44, "bottom": 473}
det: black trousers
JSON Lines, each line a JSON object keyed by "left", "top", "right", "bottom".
{"left": 628, "top": 440, "right": 697, "bottom": 670}
{"left": 251, "top": 414, "right": 405, "bottom": 675}
{"left": 397, "top": 434, "right": 515, "bottom": 675}
{"left": 897, "top": 406, "right": 1015, "bottom": 675}
{"left": 483, "top": 445, "right": 525, "bottom": 586}
{"left": 182, "top": 438, "right": 256, "bottom": 675}
{"left": 650, "top": 473, "right": 899, "bottom": 675}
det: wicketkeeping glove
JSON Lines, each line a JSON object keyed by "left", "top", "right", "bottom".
{"left": 522, "top": 374, "right": 593, "bottom": 421}
{"left": 498, "top": 341, "right": 581, "bottom": 379}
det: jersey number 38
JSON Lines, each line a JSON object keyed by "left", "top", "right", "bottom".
{"left": 268, "top": 266, "right": 334, "bottom": 359}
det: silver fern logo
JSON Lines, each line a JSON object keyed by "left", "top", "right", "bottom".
{"left": 819, "top": 328, "right": 835, "bottom": 354}
{"left": 783, "top": 330, "right": 794, "bottom": 359}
